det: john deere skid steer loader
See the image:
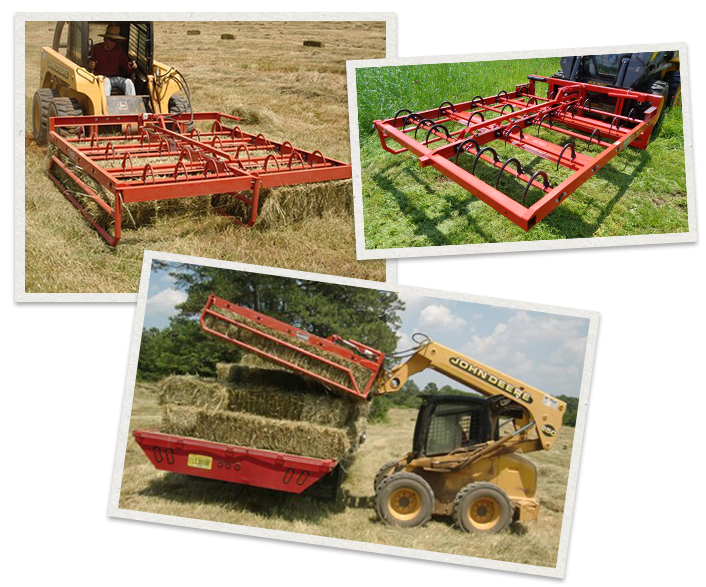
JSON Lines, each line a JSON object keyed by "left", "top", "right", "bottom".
{"left": 32, "top": 21, "right": 192, "bottom": 145}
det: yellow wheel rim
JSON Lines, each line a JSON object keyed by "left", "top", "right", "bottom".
{"left": 467, "top": 497, "right": 501, "bottom": 530}
{"left": 388, "top": 487, "right": 422, "bottom": 521}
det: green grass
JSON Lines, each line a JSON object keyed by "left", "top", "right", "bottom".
{"left": 355, "top": 59, "right": 688, "bottom": 249}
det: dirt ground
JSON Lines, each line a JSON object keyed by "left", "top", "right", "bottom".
{"left": 118, "top": 382, "right": 575, "bottom": 568}
{"left": 23, "top": 20, "right": 387, "bottom": 293}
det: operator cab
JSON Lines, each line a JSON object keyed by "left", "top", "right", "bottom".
{"left": 53, "top": 21, "right": 153, "bottom": 114}
{"left": 412, "top": 394, "right": 528, "bottom": 458}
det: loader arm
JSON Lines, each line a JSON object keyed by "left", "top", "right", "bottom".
{"left": 375, "top": 338, "right": 566, "bottom": 450}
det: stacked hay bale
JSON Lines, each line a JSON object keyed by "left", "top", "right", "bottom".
{"left": 159, "top": 363, "right": 369, "bottom": 462}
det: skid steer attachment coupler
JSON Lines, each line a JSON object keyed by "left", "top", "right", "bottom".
{"left": 46, "top": 112, "right": 352, "bottom": 245}
{"left": 200, "top": 294, "right": 385, "bottom": 399}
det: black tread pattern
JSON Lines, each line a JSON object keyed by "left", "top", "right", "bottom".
{"left": 374, "top": 472, "right": 434, "bottom": 528}
{"left": 48, "top": 97, "right": 84, "bottom": 138}
{"left": 373, "top": 460, "right": 399, "bottom": 493}
{"left": 453, "top": 481, "right": 513, "bottom": 534}
{"left": 32, "top": 89, "right": 58, "bottom": 146}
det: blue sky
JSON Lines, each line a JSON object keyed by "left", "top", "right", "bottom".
{"left": 144, "top": 263, "right": 589, "bottom": 397}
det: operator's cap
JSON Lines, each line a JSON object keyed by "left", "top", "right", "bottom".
{"left": 99, "top": 24, "right": 127, "bottom": 41}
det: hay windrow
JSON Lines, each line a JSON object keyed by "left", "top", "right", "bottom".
{"left": 193, "top": 410, "right": 350, "bottom": 460}
{"left": 204, "top": 308, "right": 373, "bottom": 394}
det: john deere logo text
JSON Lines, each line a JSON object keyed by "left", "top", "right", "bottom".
{"left": 47, "top": 60, "right": 69, "bottom": 79}
{"left": 449, "top": 357, "right": 533, "bottom": 404}
{"left": 540, "top": 424, "right": 557, "bottom": 437}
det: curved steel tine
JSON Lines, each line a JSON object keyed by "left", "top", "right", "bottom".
{"left": 500, "top": 103, "right": 515, "bottom": 115}
{"left": 537, "top": 113, "right": 554, "bottom": 137}
{"left": 517, "top": 86, "right": 529, "bottom": 97}
{"left": 413, "top": 118, "right": 435, "bottom": 140}
{"left": 556, "top": 142, "right": 576, "bottom": 171}
{"left": 466, "top": 111, "right": 485, "bottom": 126}
{"left": 470, "top": 95, "right": 485, "bottom": 109}
{"left": 425, "top": 124, "right": 451, "bottom": 147}
{"left": 495, "top": 157, "right": 524, "bottom": 189}
{"left": 454, "top": 139, "right": 481, "bottom": 164}
{"left": 504, "top": 124, "right": 525, "bottom": 146}
{"left": 587, "top": 128, "right": 602, "bottom": 150}
{"left": 627, "top": 108, "right": 636, "bottom": 121}
{"left": 497, "top": 89, "right": 509, "bottom": 103}
{"left": 608, "top": 116, "right": 622, "bottom": 137}
{"left": 438, "top": 101, "right": 456, "bottom": 118}
{"left": 526, "top": 96, "right": 538, "bottom": 107}
{"left": 522, "top": 171, "right": 551, "bottom": 206}
{"left": 582, "top": 98, "right": 591, "bottom": 113}
{"left": 402, "top": 112, "right": 423, "bottom": 129}
{"left": 472, "top": 147, "right": 500, "bottom": 176}
{"left": 393, "top": 109, "right": 413, "bottom": 127}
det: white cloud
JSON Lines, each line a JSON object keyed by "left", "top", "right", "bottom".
{"left": 419, "top": 304, "right": 467, "bottom": 330}
{"left": 396, "top": 331, "right": 413, "bottom": 352}
{"left": 146, "top": 288, "right": 187, "bottom": 315}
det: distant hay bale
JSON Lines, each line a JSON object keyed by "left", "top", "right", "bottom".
{"left": 161, "top": 404, "right": 199, "bottom": 437}
{"left": 193, "top": 410, "right": 350, "bottom": 460}
{"left": 221, "top": 33, "right": 235, "bottom": 40}
{"left": 303, "top": 40, "right": 324, "bottom": 47}
{"left": 204, "top": 307, "right": 373, "bottom": 394}
{"left": 187, "top": 30, "right": 201, "bottom": 35}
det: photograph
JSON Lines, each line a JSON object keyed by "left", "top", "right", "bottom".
{"left": 18, "top": 15, "right": 395, "bottom": 299}
{"left": 110, "top": 251, "right": 598, "bottom": 577}
{"left": 348, "top": 45, "right": 695, "bottom": 259}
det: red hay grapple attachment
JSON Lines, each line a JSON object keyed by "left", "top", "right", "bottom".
{"left": 47, "top": 112, "right": 351, "bottom": 245}
{"left": 374, "top": 76, "right": 665, "bottom": 231}
{"left": 200, "top": 294, "right": 386, "bottom": 400}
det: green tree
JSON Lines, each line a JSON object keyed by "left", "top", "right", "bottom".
{"left": 137, "top": 261, "right": 404, "bottom": 384}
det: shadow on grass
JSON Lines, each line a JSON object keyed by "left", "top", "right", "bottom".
{"left": 372, "top": 169, "right": 499, "bottom": 246}
{"left": 140, "top": 472, "right": 342, "bottom": 522}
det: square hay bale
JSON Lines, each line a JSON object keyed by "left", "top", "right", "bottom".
{"left": 163, "top": 405, "right": 350, "bottom": 460}
{"left": 204, "top": 309, "right": 373, "bottom": 395}
{"left": 159, "top": 375, "right": 229, "bottom": 410}
{"left": 161, "top": 404, "right": 199, "bottom": 437}
{"left": 161, "top": 371, "right": 354, "bottom": 428}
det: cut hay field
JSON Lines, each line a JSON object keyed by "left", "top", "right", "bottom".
{"left": 119, "top": 382, "right": 575, "bottom": 568}
{"left": 355, "top": 59, "right": 688, "bottom": 250}
{"left": 23, "top": 20, "right": 387, "bottom": 294}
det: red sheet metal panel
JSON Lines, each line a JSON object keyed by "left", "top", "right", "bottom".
{"left": 133, "top": 430, "right": 337, "bottom": 494}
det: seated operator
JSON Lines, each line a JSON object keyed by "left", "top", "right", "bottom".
{"left": 87, "top": 24, "right": 137, "bottom": 97}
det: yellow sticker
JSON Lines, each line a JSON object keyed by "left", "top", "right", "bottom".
{"left": 187, "top": 454, "right": 213, "bottom": 470}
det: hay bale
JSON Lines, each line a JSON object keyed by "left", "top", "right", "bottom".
{"left": 221, "top": 33, "right": 235, "bottom": 40}
{"left": 204, "top": 308, "right": 373, "bottom": 395}
{"left": 187, "top": 30, "right": 201, "bottom": 35}
{"left": 240, "top": 354, "right": 289, "bottom": 371}
{"left": 163, "top": 405, "right": 350, "bottom": 460}
{"left": 162, "top": 371, "right": 352, "bottom": 428}
{"left": 161, "top": 404, "right": 199, "bottom": 437}
{"left": 303, "top": 40, "right": 324, "bottom": 47}
{"left": 159, "top": 375, "right": 229, "bottom": 410}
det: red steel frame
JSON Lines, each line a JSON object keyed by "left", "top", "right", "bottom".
{"left": 47, "top": 112, "right": 351, "bottom": 245}
{"left": 373, "top": 76, "right": 665, "bottom": 231}
{"left": 200, "top": 294, "right": 386, "bottom": 400}
{"left": 133, "top": 430, "right": 337, "bottom": 494}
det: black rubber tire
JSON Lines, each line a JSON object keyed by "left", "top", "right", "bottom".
{"left": 664, "top": 71, "right": 680, "bottom": 107}
{"left": 32, "top": 89, "right": 58, "bottom": 146}
{"left": 373, "top": 460, "right": 399, "bottom": 493}
{"left": 375, "top": 472, "right": 434, "bottom": 528}
{"left": 453, "top": 482, "right": 513, "bottom": 534}
{"left": 168, "top": 93, "right": 193, "bottom": 132}
{"left": 47, "top": 97, "right": 84, "bottom": 138}
{"left": 641, "top": 80, "right": 669, "bottom": 109}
